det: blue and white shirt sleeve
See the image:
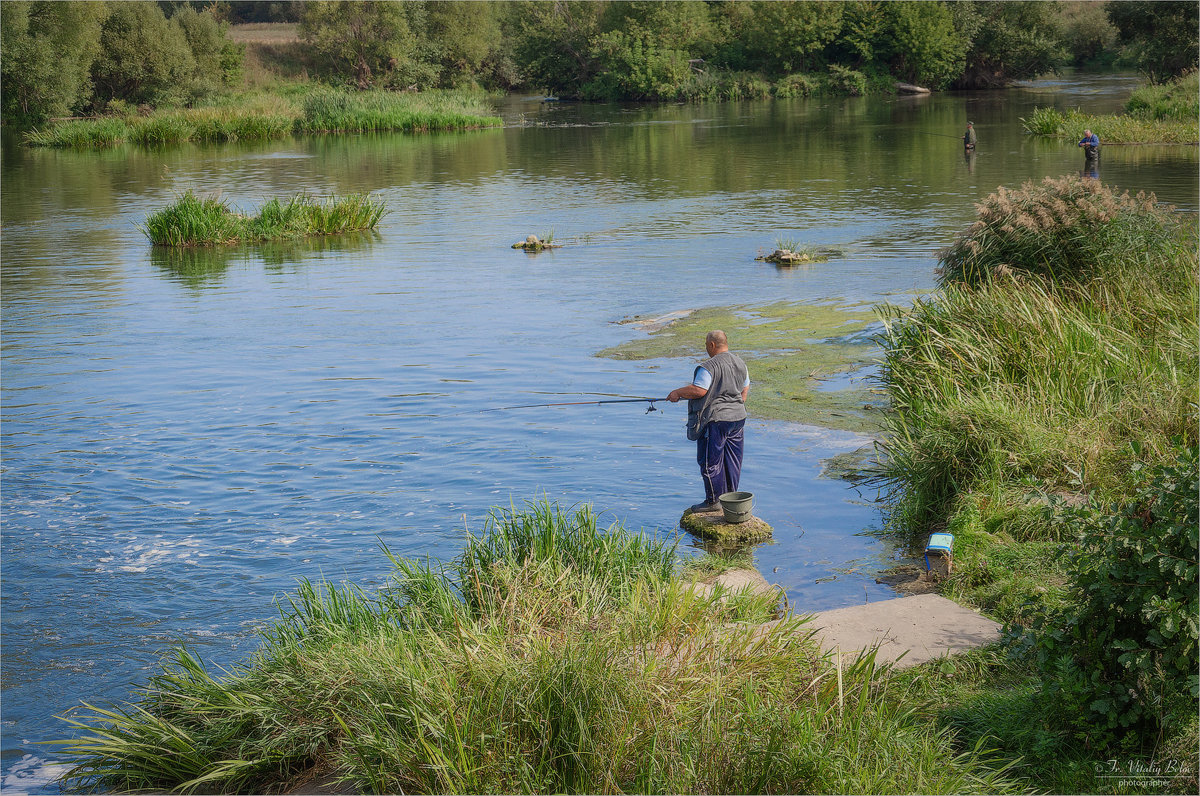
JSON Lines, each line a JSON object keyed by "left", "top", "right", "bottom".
{"left": 692, "top": 367, "right": 750, "bottom": 390}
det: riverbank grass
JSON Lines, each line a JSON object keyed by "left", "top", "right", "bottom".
{"left": 24, "top": 88, "right": 501, "bottom": 149}
{"left": 141, "top": 191, "right": 386, "bottom": 246}
{"left": 873, "top": 175, "right": 1198, "bottom": 784}
{"left": 1022, "top": 72, "right": 1199, "bottom": 143}
{"left": 55, "top": 501, "right": 1021, "bottom": 795}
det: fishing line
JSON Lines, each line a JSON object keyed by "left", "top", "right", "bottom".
{"left": 475, "top": 397, "right": 668, "bottom": 414}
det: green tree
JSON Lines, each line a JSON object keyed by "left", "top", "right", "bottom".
{"left": 508, "top": 0, "right": 607, "bottom": 97}
{"left": 1106, "top": 0, "right": 1199, "bottom": 82}
{"left": 877, "top": 1, "right": 965, "bottom": 89}
{"left": 1052, "top": 1, "right": 1119, "bottom": 68}
{"left": 425, "top": 0, "right": 503, "bottom": 88}
{"left": 299, "top": 0, "right": 431, "bottom": 90}
{"left": 953, "top": 1, "right": 1066, "bottom": 89}
{"left": 91, "top": 1, "right": 195, "bottom": 107}
{"left": 741, "top": 0, "right": 845, "bottom": 74}
{"left": 171, "top": 5, "right": 244, "bottom": 99}
{"left": 599, "top": 1, "right": 715, "bottom": 55}
{"left": 583, "top": 1, "right": 714, "bottom": 100}
{"left": 1, "top": 0, "right": 108, "bottom": 124}
{"left": 828, "top": 0, "right": 887, "bottom": 68}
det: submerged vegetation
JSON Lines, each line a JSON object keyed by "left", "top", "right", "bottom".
{"left": 141, "top": 191, "right": 387, "bottom": 247}
{"left": 54, "top": 501, "right": 1020, "bottom": 795}
{"left": 873, "top": 175, "right": 1198, "bottom": 776}
{"left": 601, "top": 301, "right": 884, "bottom": 432}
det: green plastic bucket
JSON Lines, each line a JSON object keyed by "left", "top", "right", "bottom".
{"left": 718, "top": 491, "right": 754, "bottom": 524}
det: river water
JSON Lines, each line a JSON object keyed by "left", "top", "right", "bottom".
{"left": 2, "top": 73, "right": 1196, "bottom": 792}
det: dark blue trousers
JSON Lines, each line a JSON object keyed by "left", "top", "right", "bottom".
{"left": 697, "top": 419, "right": 745, "bottom": 503}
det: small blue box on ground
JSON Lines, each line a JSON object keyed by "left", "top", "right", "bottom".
{"left": 924, "top": 532, "right": 954, "bottom": 573}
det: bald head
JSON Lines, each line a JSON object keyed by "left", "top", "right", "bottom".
{"left": 705, "top": 330, "right": 729, "bottom": 355}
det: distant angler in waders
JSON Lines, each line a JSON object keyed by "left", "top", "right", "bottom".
{"left": 963, "top": 121, "right": 976, "bottom": 151}
{"left": 668, "top": 330, "right": 750, "bottom": 513}
{"left": 1079, "top": 129, "right": 1100, "bottom": 160}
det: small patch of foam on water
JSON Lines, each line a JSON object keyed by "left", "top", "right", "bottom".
{"left": 3, "top": 754, "right": 71, "bottom": 795}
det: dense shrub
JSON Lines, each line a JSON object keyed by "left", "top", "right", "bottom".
{"left": 876, "top": 176, "right": 1198, "bottom": 534}
{"left": 827, "top": 64, "right": 867, "bottom": 96}
{"left": 773, "top": 73, "right": 819, "bottom": 98}
{"left": 1019, "top": 445, "right": 1199, "bottom": 749}
{"left": 1125, "top": 71, "right": 1200, "bottom": 122}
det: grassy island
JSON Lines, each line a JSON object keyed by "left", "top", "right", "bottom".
{"left": 55, "top": 502, "right": 1018, "bottom": 795}
{"left": 24, "top": 88, "right": 503, "bottom": 149}
{"left": 141, "top": 191, "right": 386, "bottom": 247}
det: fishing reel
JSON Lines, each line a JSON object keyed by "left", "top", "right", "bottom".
{"left": 646, "top": 401, "right": 660, "bottom": 414}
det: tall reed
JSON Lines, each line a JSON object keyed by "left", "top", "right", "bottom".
{"left": 54, "top": 500, "right": 1020, "bottom": 795}
{"left": 24, "top": 89, "right": 500, "bottom": 149}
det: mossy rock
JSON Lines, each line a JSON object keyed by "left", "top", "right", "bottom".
{"left": 680, "top": 508, "right": 773, "bottom": 543}
{"left": 757, "top": 248, "right": 821, "bottom": 265}
{"left": 512, "top": 234, "right": 562, "bottom": 251}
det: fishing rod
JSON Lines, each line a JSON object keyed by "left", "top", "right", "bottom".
{"left": 911, "top": 130, "right": 967, "bottom": 139}
{"left": 477, "top": 397, "right": 668, "bottom": 414}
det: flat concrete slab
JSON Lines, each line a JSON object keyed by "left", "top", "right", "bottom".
{"left": 805, "top": 593, "right": 1001, "bottom": 669}
{"left": 688, "top": 567, "right": 779, "bottom": 602}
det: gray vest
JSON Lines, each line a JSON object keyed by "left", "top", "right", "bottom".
{"left": 687, "top": 351, "right": 748, "bottom": 437}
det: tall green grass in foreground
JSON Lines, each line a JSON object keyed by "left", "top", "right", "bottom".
{"left": 54, "top": 502, "right": 1019, "bottom": 795}
{"left": 141, "top": 191, "right": 386, "bottom": 247}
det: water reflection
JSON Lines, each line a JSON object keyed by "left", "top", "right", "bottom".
{"left": 150, "top": 231, "right": 381, "bottom": 288}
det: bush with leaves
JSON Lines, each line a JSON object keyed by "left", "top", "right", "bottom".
{"left": 171, "top": 5, "right": 244, "bottom": 101}
{"left": 1, "top": 0, "right": 108, "bottom": 123}
{"left": 91, "top": 1, "right": 196, "bottom": 108}
{"left": 1017, "top": 444, "right": 1199, "bottom": 749}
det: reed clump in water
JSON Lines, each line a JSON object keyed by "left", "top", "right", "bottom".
{"left": 53, "top": 501, "right": 1019, "bottom": 795}
{"left": 295, "top": 88, "right": 503, "bottom": 134}
{"left": 1021, "top": 73, "right": 1200, "bottom": 144}
{"left": 141, "top": 191, "right": 387, "bottom": 247}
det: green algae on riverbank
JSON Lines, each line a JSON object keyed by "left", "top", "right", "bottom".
{"left": 600, "top": 301, "right": 885, "bottom": 432}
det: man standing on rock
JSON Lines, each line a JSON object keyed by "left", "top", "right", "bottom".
{"left": 668, "top": 330, "right": 750, "bottom": 512}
